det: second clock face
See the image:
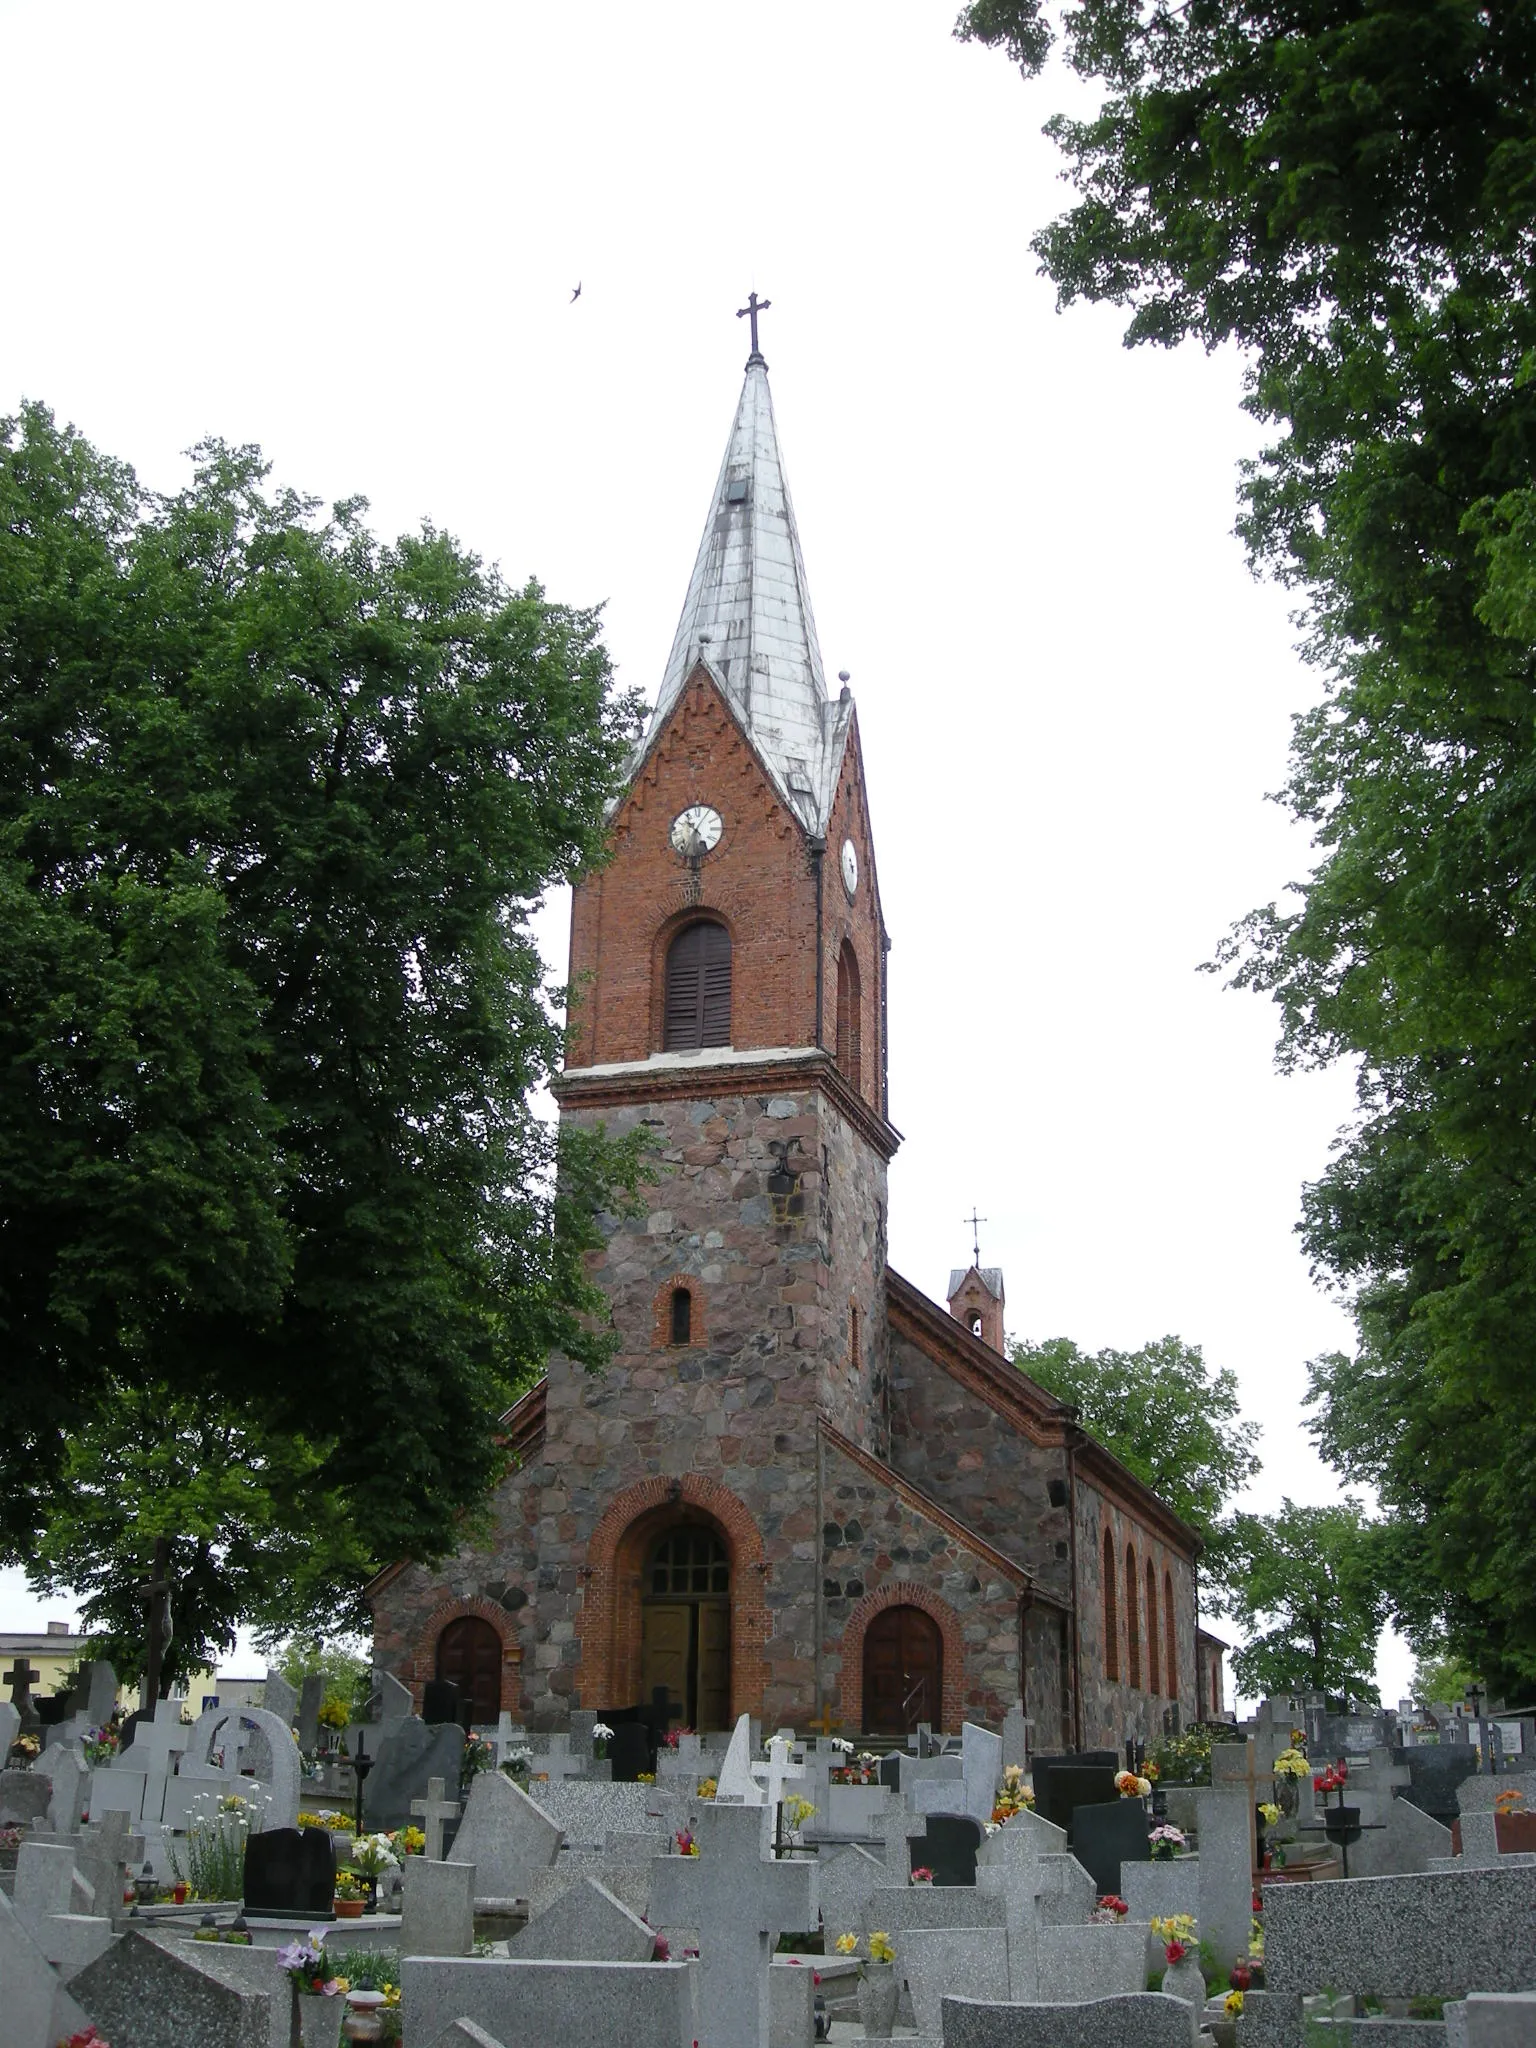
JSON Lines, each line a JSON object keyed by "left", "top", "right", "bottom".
{"left": 671, "top": 804, "right": 723, "bottom": 857}
{"left": 841, "top": 838, "right": 859, "bottom": 898}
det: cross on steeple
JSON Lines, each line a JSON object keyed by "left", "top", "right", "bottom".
{"left": 737, "top": 290, "right": 772, "bottom": 363}
{"left": 964, "top": 1209, "right": 987, "bottom": 1269}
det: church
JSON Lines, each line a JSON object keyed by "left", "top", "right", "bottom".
{"left": 369, "top": 323, "right": 1200, "bottom": 1748}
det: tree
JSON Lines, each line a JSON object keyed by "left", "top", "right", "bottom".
{"left": 957, "top": 1, "right": 1536, "bottom": 1690}
{"left": 271, "top": 1634, "right": 372, "bottom": 1721}
{"left": 0, "top": 403, "right": 647, "bottom": 1623}
{"left": 1008, "top": 1334, "right": 1261, "bottom": 1587}
{"left": 1409, "top": 1647, "right": 1481, "bottom": 1708}
{"left": 1224, "top": 1499, "right": 1388, "bottom": 1702}
{"left": 26, "top": 1385, "right": 369, "bottom": 1694}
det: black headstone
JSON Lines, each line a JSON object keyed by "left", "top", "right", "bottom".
{"left": 1029, "top": 1753, "right": 1117, "bottom": 1830}
{"left": 361, "top": 1718, "right": 466, "bottom": 1832}
{"left": 242, "top": 1825, "right": 336, "bottom": 1919}
{"left": 422, "top": 1679, "right": 462, "bottom": 1727}
{"left": 879, "top": 1754, "right": 902, "bottom": 1792}
{"left": 1393, "top": 1745, "right": 1483, "bottom": 1827}
{"left": 1069, "top": 1799, "right": 1152, "bottom": 1897}
{"left": 912, "top": 1813, "right": 983, "bottom": 1886}
{"left": 609, "top": 1719, "right": 654, "bottom": 1782}
{"left": 1040, "top": 1763, "right": 1120, "bottom": 1835}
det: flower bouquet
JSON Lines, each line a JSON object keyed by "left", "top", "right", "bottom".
{"left": 838, "top": 1932, "right": 899, "bottom": 2038}
{"left": 696, "top": 1776, "right": 718, "bottom": 1799}
{"left": 909, "top": 1866, "right": 934, "bottom": 1886}
{"left": 1092, "top": 1894, "right": 1128, "bottom": 1922}
{"left": 592, "top": 1722, "right": 615, "bottom": 1759}
{"left": 388, "top": 1825, "right": 425, "bottom": 1859}
{"left": 332, "top": 1869, "right": 366, "bottom": 1917}
{"left": 278, "top": 1933, "right": 350, "bottom": 2046}
{"left": 675, "top": 1827, "right": 700, "bottom": 1857}
{"left": 1148, "top": 1823, "right": 1187, "bottom": 1861}
{"left": 1114, "top": 1770, "right": 1152, "bottom": 1800}
{"left": 1151, "top": 1914, "right": 1203, "bottom": 2006}
{"left": 501, "top": 1743, "right": 534, "bottom": 1781}
{"left": 991, "top": 1763, "right": 1035, "bottom": 1824}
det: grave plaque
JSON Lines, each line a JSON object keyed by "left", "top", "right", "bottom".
{"left": 242, "top": 1824, "right": 337, "bottom": 1918}
{"left": 609, "top": 1720, "right": 654, "bottom": 1782}
{"left": 1068, "top": 1799, "right": 1152, "bottom": 1896}
{"left": 1041, "top": 1763, "right": 1120, "bottom": 1836}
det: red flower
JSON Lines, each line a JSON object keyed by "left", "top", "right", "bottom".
{"left": 1164, "top": 1941, "right": 1187, "bottom": 1965}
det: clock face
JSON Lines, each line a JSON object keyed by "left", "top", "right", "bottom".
{"left": 670, "top": 804, "right": 723, "bottom": 858}
{"left": 841, "top": 838, "right": 859, "bottom": 899}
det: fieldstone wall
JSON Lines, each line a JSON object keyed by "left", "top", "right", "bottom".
{"left": 1074, "top": 1471, "right": 1197, "bottom": 1747}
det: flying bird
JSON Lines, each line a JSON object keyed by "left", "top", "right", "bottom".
{"left": 570, "top": 282, "right": 582, "bottom": 302}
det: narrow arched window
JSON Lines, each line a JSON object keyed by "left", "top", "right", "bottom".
{"left": 1145, "top": 1560, "right": 1160, "bottom": 1694}
{"left": 1102, "top": 1529, "right": 1119, "bottom": 1683}
{"left": 1125, "top": 1542, "right": 1141, "bottom": 1689}
{"left": 849, "top": 1300, "right": 860, "bottom": 1373}
{"left": 664, "top": 921, "right": 731, "bottom": 1050}
{"left": 835, "top": 940, "right": 862, "bottom": 1091}
{"left": 1163, "top": 1570, "right": 1177, "bottom": 1703}
{"left": 970, "top": 1312, "right": 983, "bottom": 1337}
{"left": 670, "top": 1287, "right": 692, "bottom": 1346}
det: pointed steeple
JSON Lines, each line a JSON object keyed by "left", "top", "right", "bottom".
{"left": 638, "top": 358, "right": 852, "bottom": 837}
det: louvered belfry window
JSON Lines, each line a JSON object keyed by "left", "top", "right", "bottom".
{"left": 664, "top": 920, "right": 731, "bottom": 1050}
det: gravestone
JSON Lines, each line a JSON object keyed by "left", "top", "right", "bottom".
{"left": 260, "top": 1666, "right": 297, "bottom": 1729}
{"left": 961, "top": 1722, "right": 1004, "bottom": 1825}
{"left": 452, "top": 1766, "right": 564, "bottom": 1899}
{"left": 942, "top": 1991, "right": 1200, "bottom": 2048}
{"left": 509, "top": 1873, "right": 656, "bottom": 1961}
{"left": 861, "top": 1884, "right": 1005, "bottom": 1935}
{"left": 363, "top": 1718, "right": 466, "bottom": 1831}
{"left": 297, "top": 1673, "right": 324, "bottom": 1751}
{"left": 911, "top": 1811, "right": 984, "bottom": 1885}
{"left": 5, "top": 1656, "right": 41, "bottom": 1732}
{"left": 74, "top": 1808, "right": 142, "bottom": 1921}
{"left": 1036, "top": 1920, "right": 1152, "bottom": 2001}
{"left": 404, "top": 1956, "right": 696, "bottom": 2048}
{"left": 1001, "top": 1705, "right": 1030, "bottom": 1773}
{"left": 901, "top": 1925, "right": 1010, "bottom": 2033}
{"left": 37, "top": 1745, "right": 88, "bottom": 1834}
{"left": 427, "top": 2025, "right": 508, "bottom": 2048}
{"left": 12, "top": 1839, "right": 114, "bottom": 1974}
{"left": 412, "top": 1774, "right": 462, "bottom": 1859}
{"left": 1396, "top": 1744, "right": 1482, "bottom": 1825}
{"left": 1069, "top": 1799, "right": 1151, "bottom": 1896}
{"left": 242, "top": 1824, "right": 336, "bottom": 1918}
{"left": 1194, "top": 1779, "right": 1255, "bottom": 1982}
{"left": 649, "top": 1802, "right": 817, "bottom": 2048}
{"left": 424, "top": 1677, "right": 464, "bottom": 1727}
{"left": 1029, "top": 1752, "right": 1116, "bottom": 1830}
{"left": 0, "top": 1767, "right": 52, "bottom": 1825}
{"left": 0, "top": 1886, "right": 93, "bottom": 2048}
{"left": 1042, "top": 1764, "right": 1119, "bottom": 1836}
{"left": 609, "top": 1720, "right": 654, "bottom": 1783}
{"left": 402, "top": 1853, "right": 476, "bottom": 1955}
{"left": 978, "top": 1807, "right": 1068, "bottom": 1865}
{"left": 0, "top": 1697, "right": 19, "bottom": 1760}
{"left": 815, "top": 1842, "right": 885, "bottom": 1935}
{"left": 70, "top": 1926, "right": 274, "bottom": 2048}
{"left": 715, "top": 1713, "right": 761, "bottom": 1804}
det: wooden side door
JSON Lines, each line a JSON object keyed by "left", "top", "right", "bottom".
{"left": 696, "top": 1601, "right": 731, "bottom": 1728}
{"left": 862, "top": 1605, "right": 942, "bottom": 1735}
{"left": 641, "top": 1604, "right": 692, "bottom": 1721}
{"left": 435, "top": 1617, "right": 503, "bottom": 1725}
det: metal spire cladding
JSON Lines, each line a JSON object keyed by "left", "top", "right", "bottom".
{"left": 637, "top": 352, "right": 853, "bottom": 838}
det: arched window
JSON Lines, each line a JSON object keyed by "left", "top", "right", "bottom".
{"left": 849, "top": 1300, "right": 861, "bottom": 1373}
{"left": 1102, "top": 1529, "right": 1119, "bottom": 1682}
{"left": 835, "top": 940, "right": 862, "bottom": 1091}
{"left": 1163, "top": 1570, "right": 1178, "bottom": 1703}
{"left": 670, "top": 1287, "right": 692, "bottom": 1346}
{"left": 664, "top": 921, "right": 731, "bottom": 1050}
{"left": 1125, "top": 1542, "right": 1141, "bottom": 1689}
{"left": 1145, "top": 1560, "right": 1160, "bottom": 1694}
{"left": 970, "top": 1312, "right": 983, "bottom": 1337}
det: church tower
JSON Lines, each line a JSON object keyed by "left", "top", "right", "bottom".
{"left": 543, "top": 329, "right": 900, "bottom": 1726}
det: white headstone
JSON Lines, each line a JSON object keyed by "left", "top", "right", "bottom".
{"left": 716, "top": 1714, "right": 763, "bottom": 1806}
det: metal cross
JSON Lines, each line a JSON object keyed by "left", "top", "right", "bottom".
{"left": 737, "top": 290, "right": 772, "bottom": 358}
{"left": 964, "top": 1209, "right": 987, "bottom": 1268}
{"left": 810, "top": 1703, "right": 843, "bottom": 1736}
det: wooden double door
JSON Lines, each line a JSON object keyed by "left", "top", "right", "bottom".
{"left": 862, "top": 1604, "right": 943, "bottom": 1735}
{"left": 639, "top": 1523, "right": 731, "bottom": 1727}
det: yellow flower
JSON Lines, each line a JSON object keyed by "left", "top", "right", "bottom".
{"left": 868, "top": 1932, "right": 895, "bottom": 1965}
{"left": 835, "top": 1933, "right": 858, "bottom": 1955}
{"left": 1150, "top": 1914, "right": 1197, "bottom": 1943}
{"left": 1258, "top": 1802, "right": 1281, "bottom": 1825}
{"left": 1225, "top": 1991, "right": 1245, "bottom": 2017}
{"left": 697, "top": 1777, "right": 718, "bottom": 1799}
{"left": 383, "top": 1985, "right": 400, "bottom": 2005}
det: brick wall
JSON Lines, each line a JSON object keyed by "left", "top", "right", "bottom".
{"left": 1073, "top": 1472, "right": 1197, "bottom": 1746}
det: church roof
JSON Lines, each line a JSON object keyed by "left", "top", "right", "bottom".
{"left": 630, "top": 352, "right": 853, "bottom": 837}
{"left": 948, "top": 1266, "right": 1005, "bottom": 1301}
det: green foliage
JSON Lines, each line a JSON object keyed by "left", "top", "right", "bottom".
{"left": 271, "top": 1634, "right": 372, "bottom": 1719}
{"left": 1008, "top": 1334, "right": 1261, "bottom": 1585}
{"left": 1148, "top": 1721, "right": 1244, "bottom": 1786}
{"left": 26, "top": 1388, "right": 369, "bottom": 1689}
{"left": 958, "top": 1, "right": 1536, "bottom": 1690}
{"left": 0, "top": 402, "right": 647, "bottom": 1627}
{"left": 1224, "top": 1499, "right": 1388, "bottom": 1701}
{"left": 338, "top": 1948, "right": 402, "bottom": 1992}
{"left": 1409, "top": 1646, "right": 1481, "bottom": 1707}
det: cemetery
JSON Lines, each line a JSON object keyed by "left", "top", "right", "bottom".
{"left": 4, "top": 1652, "right": 1536, "bottom": 2047}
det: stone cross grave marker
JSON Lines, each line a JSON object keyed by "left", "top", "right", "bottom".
{"left": 412, "top": 1775, "right": 462, "bottom": 1861}
{"left": 649, "top": 1802, "right": 818, "bottom": 2048}
{"left": 531, "top": 1734, "right": 588, "bottom": 1787}
{"left": 5, "top": 1657, "right": 40, "bottom": 1727}
{"left": 1001, "top": 1704, "right": 1030, "bottom": 1772}
{"left": 297, "top": 1673, "right": 324, "bottom": 1752}
{"left": 490, "top": 1712, "right": 527, "bottom": 1768}
{"left": 1198, "top": 1737, "right": 1271, "bottom": 1983}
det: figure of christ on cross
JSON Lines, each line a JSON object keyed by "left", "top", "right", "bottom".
{"left": 649, "top": 1802, "right": 818, "bottom": 2048}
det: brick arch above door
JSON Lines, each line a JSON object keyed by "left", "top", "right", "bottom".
{"left": 410, "top": 1595, "right": 522, "bottom": 1715}
{"left": 575, "top": 1473, "right": 769, "bottom": 1718}
{"left": 838, "top": 1580, "right": 966, "bottom": 1733}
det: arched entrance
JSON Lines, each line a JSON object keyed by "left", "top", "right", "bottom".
{"left": 862, "top": 1603, "right": 943, "bottom": 1735}
{"left": 436, "top": 1616, "right": 502, "bottom": 1725}
{"left": 641, "top": 1524, "right": 731, "bottom": 1728}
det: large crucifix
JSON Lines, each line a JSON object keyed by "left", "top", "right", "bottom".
{"left": 964, "top": 1208, "right": 988, "bottom": 1268}
{"left": 737, "top": 290, "right": 772, "bottom": 359}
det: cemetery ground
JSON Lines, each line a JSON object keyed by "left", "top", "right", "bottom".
{"left": 2, "top": 1662, "right": 1536, "bottom": 2048}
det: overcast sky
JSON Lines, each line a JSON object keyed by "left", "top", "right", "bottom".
{"left": 0, "top": 2, "right": 1401, "bottom": 1703}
